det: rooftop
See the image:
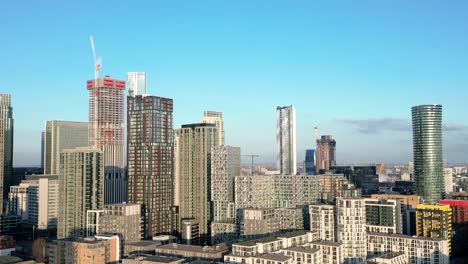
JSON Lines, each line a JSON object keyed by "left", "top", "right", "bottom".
{"left": 309, "top": 240, "right": 343, "bottom": 247}
{"left": 254, "top": 253, "right": 292, "bottom": 262}
{"left": 235, "top": 230, "right": 310, "bottom": 247}
{"left": 367, "top": 232, "right": 446, "bottom": 242}
{"left": 284, "top": 246, "right": 319, "bottom": 254}
{"left": 157, "top": 243, "right": 228, "bottom": 253}
{"left": 125, "top": 240, "right": 162, "bottom": 247}
{"left": 126, "top": 254, "right": 183, "bottom": 263}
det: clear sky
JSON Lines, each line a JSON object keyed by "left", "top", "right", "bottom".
{"left": 1, "top": 0, "right": 468, "bottom": 166}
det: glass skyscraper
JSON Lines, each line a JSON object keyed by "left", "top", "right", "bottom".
{"left": 305, "top": 149, "right": 315, "bottom": 175}
{"left": 412, "top": 104, "right": 444, "bottom": 204}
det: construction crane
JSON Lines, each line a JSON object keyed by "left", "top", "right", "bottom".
{"left": 242, "top": 155, "right": 259, "bottom": 176}
{"left": 377, "top": 160, "right": 385, "bottom": 174}
{"left": 89, "top": 36, "right": 101, "bottom": 148}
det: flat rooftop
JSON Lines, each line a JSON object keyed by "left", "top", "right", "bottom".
{"left": 309, "top": 240, "right": 343, "bottom": 247}
{"left": 367, "top": 232, "right": 446, "bottom": 242}
{"left": 285, "top": 246, "right": 319, "bottom": 254}
{"left": 126, "top": 254, "right": 183, "bottom": 263}
{"left": 157, "top": 243, "right": 228, "bottom": 253}
{"left": 254, "top": 253, "right": 292, "bottom": 262}
{"left": 125, "top": 240, "right": 162, "bottom": 247}
{"left": 235, "top": 230, "right": 310, "bottom": 246}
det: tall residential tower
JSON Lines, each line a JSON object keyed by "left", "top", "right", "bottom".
{"left": 87, "top": 76, "right": 126, "bottom": 204}
{"left": 127, "top": 95, "right": 175, "bottom": 238}
{"left": 201, "top": 111, "right": 224, "bottom": 146}
{"left": 316, "top": 135, "right": 336, "bottom": 173}
{"left": 412, "top": 104, "right": 444, "bottom": 203}
{"left": 276, "top": 105, "right": 296, "bottom": 175}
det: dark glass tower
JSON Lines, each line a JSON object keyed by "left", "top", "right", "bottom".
{"left": 412, "top": 104, "right": 443, "bottom": 204}
{"left": 127, "top": 95, "right": 175, "bottom": 237}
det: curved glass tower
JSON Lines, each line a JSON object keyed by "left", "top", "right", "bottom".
{"left": 411, "top": 104, "right": 443, "bottom": 204}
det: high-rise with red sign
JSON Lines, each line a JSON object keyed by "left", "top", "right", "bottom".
{"left": 87, "top": 76, "right": 127, "bottom": 204}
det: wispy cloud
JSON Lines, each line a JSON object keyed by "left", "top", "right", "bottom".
{"left": 337, "top": 118, "right": 467, "bottom": 134}
{"left": 336, "top": 118, "right": 410, "bottom": 134}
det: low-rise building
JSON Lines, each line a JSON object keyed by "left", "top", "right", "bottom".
{"left": 309, "top": 240, "right": 344, "bottom": 264}
{"left": 155, "top": 243, "right": 228, "bottom": 262}
{"left": 365, "top": 252, "right": 407, "bottom": 264}
{"left": 281, "top": 246, "right": 322, "bottom": 264}
{"left": 122, "top": 254, "right": 184, "bottom": 264}
{"left": 98, "top": 203, "right": 142, "bottom": 242}
{"left": 123, "top": 240, "right": 162, "bottom": 257}
{"left": 309, "top": 205, "right": 335, "bottom": 241}
{"left": 366, "top": 232, "right": 449, "bottom": 264}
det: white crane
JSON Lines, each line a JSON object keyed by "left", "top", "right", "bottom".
{"left": 90, "top": 36, "right": 102, "bottom": 79}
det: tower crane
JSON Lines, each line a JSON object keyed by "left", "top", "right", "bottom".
{"left": 90, "top": 36, "right": 102, "bottom": 80}
{"left": 242, "top": 154, "right": 259, "bottom": 176}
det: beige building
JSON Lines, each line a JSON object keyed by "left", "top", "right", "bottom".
{"left": 318, "top": 173, "right": 360, "bottom": 202}
{"left": 309, "top": 204, "right": 335, "bottom": 241}
{"left": 176, "top": 123, "right": 219, "bottom": 243}
{"left": 309, "top": 240, "right": 344, "bottom": 264}
{"left": 49, "top": 235, "right": 120, "bottom": 264}
{"left": 155, "top": 243, "right": 228, "bottom": 262}
{"left": 367, "top": 232, "right": 449, "bottom": 264}
{"left": 336, "top": 198, "right": 367, "bottom": 264}
{"left": 43, "top": 120, "right": 88, "bottom": 175}
{"left": 58, "top": 147, "right": 104, "bottom": 239}
{"left": 239, "top": 208, "right": 303, "bottom": 238}
{"left": 98, "top": 203, "right": 142, "bottom": 242}
{"left": 0, "top": 94, "right": 13, "bottom": 210}
{"left": 366, "top": 252, "right": 407, "bottom": 264}
{"left": 123, "top": 254, "right": 184, "bottom": 264}
{"left": 201, "top": 111, "right": 224, "bottom": 146}
{"left": 7, "top": 175, "right": 59, "bottom": 229}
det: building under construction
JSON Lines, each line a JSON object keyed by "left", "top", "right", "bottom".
{"left": 87, "top": 76, "right": 126, "bottom": 204}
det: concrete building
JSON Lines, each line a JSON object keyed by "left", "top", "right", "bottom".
{"left": 415, "top": 204, "right": 452, "bottom": 254}
{"left": 309, "top": 240, "right": 344, "bottom": 264}
{"left": 123, "top": 240, "right": 162, "bottom": 257}
{"left": 336, "top": 198, "right": 367, "bottom": 264}
{"left": 127, "top": 95, "right": 175, "bottom": 238}
{"left": 201, "top": 111, "right": 224, "bottom": 146}
{"left": 43, "top": 120, "right": 88, "bottom": 175}
{"left": 309, "top": 204, "right": 335, "bottom": 241}
{"left": 315, "top": 135, "right": 336, "bottom": 174}
{"left": 0, "top": 94, "right": 13, "bottom": 204}
{"left": 367, "top": 232, "right": 449, "bottom": 264}
{"left": 364, "top": 198, "right": 402, "bottom": 234}
{"left": 155, "top": 243, "right": 228, "bottom": 262}
{"left": 87, "top": 76, "right": 126, "bottom": 204}
{"left": 58, "top": 147, "right": 104, "bottom": 239}
{"left": 49, "top": 235, "right": 120, "bottom": 264}
{"left": 281, "top": 246, "right": 322, "bottom": 264}
{"left": 371, "top": 194, "right": 420, "bottom": 235}
{"left": 276, "top": 105, "right": 296, "bottom": 175}
{"left": 210, "top": 146, "right": 240, "bottom": 243}
{"left": 98, "top": 203, "right": 142, "bottom": 242}
{"left": 7, "top": 175, "right": 59, "bottom": 229}
{"left": 318, "top": 173, "right": 360, "bottom": 203}
{"left": 411, "top": 104, "right": 444, "bottom": 204}
{"left": 444, "top": 168, "right": 453, "bottom": 194}
{"left": 181, "top": 219, "right": 200, "bottom": 245}
{"left": 228, "top": 230, "right": 318, "bottom": 258}
{"left": 234, "top": 175, "right": 322, "bottom": 209}
{"left": 127, "top": 72, "right": 147, "bottom": 97}
{"left": 176, "top": 123, "right": 219, "bottom": 244}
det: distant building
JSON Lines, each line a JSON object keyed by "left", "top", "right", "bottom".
{"left": 155, "top": 243, "right": 228, "bottom": 262}
{"left": 58, "top": 147, "right": 104, "bottom": 239}
{"left": 238, "top": 208, "right": 303, "bottom": 239}
{"left": 415, "top": 204, "right": 452, "bottom": 254}
{"left": 87, "top": 76, "right": 126, "bottom": 204}
{"left": 309, "top": 204, "right": 335, "bottom": 241}
{"left": 43, "top": 120, "right": 88, "bottom": 175}
{"left": 444, "top": 168, "right": 453, "bottom": 194}
{"left": 7, "top": 175, "right": 59, "bottom": 230}
{"left": 127, "top": 95, "right": 175, "bottom": 238}
{"left": 316, "top": 135, "right": 336, "bottom": 174}
{"left": 276, "top": 105, "right": 296, "bottom": 175}
{"left": 364, "top": 198, "right": 402, "bottom": 234}
{"left": 201, "top": 111, "right": 224, "bottom": 146}
{"left": 367, "top": 232, "right": 449, "bottom": 264}
{"left": 305, "top": 149, "right": 315, "bottom": 176}
{"left": 49, "top": 235, "right": 120, "bottom": 264}
{"left": 352, "top": 166, "right": 378, "bottom": 195}
{"left": 371, "top": 194, "right": 420, "bottom": 236}
{"left": 336, "top": 198, "right": 367, "bottom": 264}
{"left": 176, "top": 123, "right": 219, "bottom": 244}
{"left": 412, "top": 104, "right": 444, "bottom": 204}
{"left": 127, "top": 72, "right": 147, "bottom": 96}
{"left": 318, "top": 173, "right": 361, "bottom": 202}
{"left": 210, "top": 146, "right": 240, "bottom": 244}
{"left": 98, "top": 203, "right": 142, "bottom": 243}
{"left": 0, "top": 94, "right": 13, "bottom": 203}
{"left": 234, "top": 175, "right": 322, "bottom": 209}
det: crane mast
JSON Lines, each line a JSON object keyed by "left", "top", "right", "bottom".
{"left": 90, "top": 36, "right": 101, "bottom": 148}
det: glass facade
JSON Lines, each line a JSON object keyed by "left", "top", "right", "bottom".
{"left": 412, "top": 104, "right": 444, "bottom": 204}
{"left": 305, "top": 149, "right": 315, "bottom": 175}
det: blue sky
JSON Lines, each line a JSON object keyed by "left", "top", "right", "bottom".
{"left": 1, "top": 1, "right": 468, "bottom": 166}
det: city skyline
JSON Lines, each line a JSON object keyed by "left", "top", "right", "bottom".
{"left": 2, "top": 1, "right": 468, "bottom": 166}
